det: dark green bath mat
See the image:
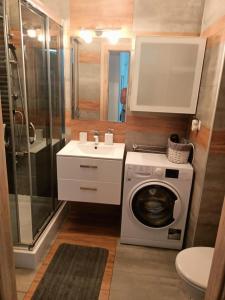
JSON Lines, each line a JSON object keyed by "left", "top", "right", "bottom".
{"left": 32, "top": 243, "right": 108, "bottom": 300}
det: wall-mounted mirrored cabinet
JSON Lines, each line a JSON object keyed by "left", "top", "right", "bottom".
{"left": 130, "top": 37, "right": 206, "bottom": 114}
{"left": 70, "top": 37, "right": 131, "bottom": 122}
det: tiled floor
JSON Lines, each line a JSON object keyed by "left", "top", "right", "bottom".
{"left": 15, "top": 202, "right": 187, "bottom": 300}
{"left": 17, "top": 292, "right": 26, "bottom": 300}
{"left": 22, "top": 202, "right": 120, "bottom": 299}
{"left": 16, "top": 267, "right": 37, "bottom": 300}
{"left": 109, "top": 243, "right": 188, "bottom": 300}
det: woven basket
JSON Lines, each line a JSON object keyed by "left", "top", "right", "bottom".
{"left": 167, "top": 139, "right": 192, "bottom": 164}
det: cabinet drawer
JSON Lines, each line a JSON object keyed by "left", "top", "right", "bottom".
{"left": 57, "top": 156, "right": 122, "bottom": 183}
{"left": 58, "top": 179, "right": 121, "bottom": 205}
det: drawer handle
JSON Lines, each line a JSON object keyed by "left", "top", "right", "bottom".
{"left": 80, "top": 165, "right": 98, "bottom": 169}
{"left": 80, "top": 187, "right": 97, "bottom": 191}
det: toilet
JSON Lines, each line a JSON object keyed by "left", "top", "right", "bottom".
{"left": 175, "top": 247, "right": 214, "bottom": 300}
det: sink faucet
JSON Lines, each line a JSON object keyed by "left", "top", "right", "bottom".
{"left": 93, "top": 130, "right": 99, "bottom": 146}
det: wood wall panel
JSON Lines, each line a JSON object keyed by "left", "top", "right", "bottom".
{"left": 68, "top": 119, "right": 126, "bottom": 143}
{"left": 66, "top": 111, "right": 190, "bottom": 145}
{"left": 79, "top": 100, "right": 100, "bottom": 111}
{"left": 202, "top": 0, "right": 225, "bottom": 34}
{"left": 79, "top": 52, "right": 101, "bottom": 64}
{"left": 135, "top": 31, "right": 199, "bottom": 37}
{"left": 189, "top": 124, "right": 210, "bottom": 150}
{"left": 206, "top": 26, "right": 225, "bottom": 47}
{"left": 10, "top": 30, "right": 21, "bottom": 47}
{"left": 70, "top": 0, "right": 133, "bottom": 31}
{"left": 210, "top": 130, "right": 225, "bottom": 154}
{"left": 201, "top": 12, "right": 225, "bottom": 47}
{"left": 126, "top": 114, "right": 190, "bottom": 134}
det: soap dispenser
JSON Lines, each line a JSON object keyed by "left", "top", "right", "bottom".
{"left": 104, "top": 129, "right": 114, "bottom": 145}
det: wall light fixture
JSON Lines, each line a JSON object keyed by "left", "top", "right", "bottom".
{"left": 27, "top": 28, "right": 37, "bottom": 38}
{"left": 80, "top": 29, "right": 93, "bottom": 44}
{"left": 103, "top": 30, "right": 120, "bottom": 45}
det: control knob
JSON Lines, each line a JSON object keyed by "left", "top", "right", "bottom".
{"left": 154, "top": 167, "right": 164, "bottom": 177}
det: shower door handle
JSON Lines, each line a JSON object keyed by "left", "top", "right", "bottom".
{"left": 29, "top": 122, "right": 36, "bottom": 144}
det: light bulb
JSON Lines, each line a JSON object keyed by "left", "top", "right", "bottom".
{"left": 104, "top": 30, "right": 120, "bottom": 45}
{"left": 27, "top": 28, "right": 36, "bottom": 38}
{"left": 37, "top": 34, "right": 44, "bottom": 42}
{"left": 80, "top": 30, "right": 93, "bottom": 44}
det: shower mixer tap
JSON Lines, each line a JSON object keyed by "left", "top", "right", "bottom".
{"left": 12, "top": 93, "right": 19, "bottom": 101}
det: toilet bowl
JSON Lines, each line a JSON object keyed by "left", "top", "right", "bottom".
{"left": 175, "top": 247, "right": 214, "bottom": 300}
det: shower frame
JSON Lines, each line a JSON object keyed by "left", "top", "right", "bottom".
{"left": 3, "top": 0, "right": 65, "bottom": 249}
{"left": 1, "top": 0, "right": 21, "bottom": 244}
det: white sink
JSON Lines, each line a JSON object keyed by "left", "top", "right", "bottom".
{"left": 57, "top": 140, "right": 125, "bottom": 160}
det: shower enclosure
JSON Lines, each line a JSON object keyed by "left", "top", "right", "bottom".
{"left": 0, "top": 0, "right": 65, "bottom": 249}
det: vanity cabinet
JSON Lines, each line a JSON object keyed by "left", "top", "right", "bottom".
{"left": 130, "top": 37, "right": 206, "bottom": 114}
{"left": 56, "top": 141, "right": 125, "bottom": 205}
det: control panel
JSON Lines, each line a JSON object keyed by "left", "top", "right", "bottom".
{"left": 126, "top": 165, "right": 191, "bottom": 181}
{"left": 165, "top": 169, "right": 179, "bottom": 179}
{"left": 126, "top": 165, "right": 153, "bottom": 180}
{"left": 154, "top": 167, "right": 164, "bottom": 177}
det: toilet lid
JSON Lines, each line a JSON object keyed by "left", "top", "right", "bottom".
{"left": 175, "top": 247, "right": 214, "bottom": 290}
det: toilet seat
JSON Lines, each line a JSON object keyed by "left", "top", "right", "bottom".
{"left": 175, "top": 247, "right": 214, "bottom": 290}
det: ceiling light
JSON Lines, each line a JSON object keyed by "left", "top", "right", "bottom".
{"left": 80, "top": 30, "right": 93, "bottom": 44}
{"left": 104, "top": 30, "right": 120, "bottom": 45}
{"left": 27, "top": 28, "right": 37, "bottom": 38}
{"left": 37, "top": 34, "right": 44, "bottom": 42}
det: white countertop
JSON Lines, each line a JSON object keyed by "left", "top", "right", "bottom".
{"left": 57, "top": 140, "right": 125, "bottom": 160}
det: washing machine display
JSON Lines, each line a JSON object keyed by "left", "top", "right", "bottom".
{"left": 121, "top": 152, "right": 193, "bottom": 250}
{"left": 131, "top": 183, "right": 179, "bottom": 228}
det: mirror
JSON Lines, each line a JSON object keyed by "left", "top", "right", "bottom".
{"left": 71, "top": 37, "right": 131, "bottom": 122}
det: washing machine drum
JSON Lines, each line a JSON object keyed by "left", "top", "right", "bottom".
{"left": 131, "top": 184, "right": 178, "bottom": 228}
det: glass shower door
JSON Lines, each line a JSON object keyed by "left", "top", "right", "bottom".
{"left": 48, "top": 19, "right": 65, "bottom": 210}
{"left": 21, "top": 4, "right": 53, "bottom": 239}
{"left": 3, "top": 0, "right": 65, "bottom": 248}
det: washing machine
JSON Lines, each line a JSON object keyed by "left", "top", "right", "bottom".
{"left": 121, "top": 152, "right": 193, "bottom": 250}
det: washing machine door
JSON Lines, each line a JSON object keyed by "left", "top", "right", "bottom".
{"left": 131, "top": 182, "right": 180, "bottom": 228}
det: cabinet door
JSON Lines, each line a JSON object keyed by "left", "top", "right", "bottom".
{"left": 130, "top": 37, "right": 206, "bottom": 114}
{"left": 57, "top": 156, "right": 122, "bottom": 183}
{"left": 58, "top": 179, "right": 121, "bottom": 204}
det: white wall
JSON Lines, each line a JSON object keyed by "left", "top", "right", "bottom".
{"left": 133, "top": 0, "right": 205, "bottom": 34}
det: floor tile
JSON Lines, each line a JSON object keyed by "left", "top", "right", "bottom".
{"left": 17, "top": 292, "right": 25, "bottom": 300}
{"left": 16, "top": 268, "right": 37, "bottom": 293}
{"left": 114, "top": 243, "right": 179, "bottom": 277}
{"left": 110, "top": 243, "right": 189, "bottom": 300}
